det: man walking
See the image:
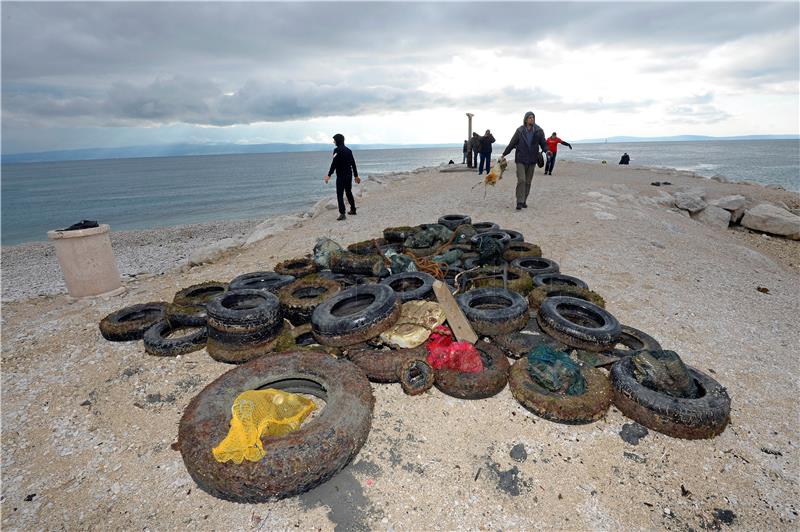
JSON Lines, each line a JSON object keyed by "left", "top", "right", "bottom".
{"left": 478, "top": 129, "right": 495, "bottom": 175}
{"left": 544, "top": 132, "right": 572, "bottom": 175}
{"left": 462, "top": 140, "right": 468, "bottom": 164}
{"left": 499, "top": 111, "right": 551, "bottom": 210}
{"left": 324, "top": 133, "right": 360, "bottom": 221}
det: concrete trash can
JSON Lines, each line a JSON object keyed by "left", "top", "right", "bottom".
{"left": 47, "top": 224, "right": 126, "bottom": 298}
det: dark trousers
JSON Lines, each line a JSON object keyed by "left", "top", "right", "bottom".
{"left": 462, "top": 152, "right": 467, "bottom": 163}
{"left": 336, "top": 176, "right": 355, "bottom": 214}
{"left": 478, "top": 152, "right": 491, "bottom": 174}
{"left": 545, "top": 152, "right": 557, "bottom": 174}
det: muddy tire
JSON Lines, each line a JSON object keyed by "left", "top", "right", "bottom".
{"left": 456, "top": 287, "right": 528, "bottom": 336}
{"left": 470, "top": 230, "right": 511, "bottom": 251}
{"left": 433, "top": 340, "right": 510, "bottom": 399}
{"left": 537, "top": 296, "right": 621, "bottom": 352}
{"left": 532, "top": 273, "right": 589, "bottom": 290}
{"left": 499, "top": 229, "right": 524, "bottom": 242}
{"left": 274, "top": 258, "right": 317, "bottom": 278}
{"left": 472, "top": 222, "right": 499, "bottom": 233}
{"left": 528, "top": 285, "right": 606, "bottom": 312}
{"left": 610, "top": 357, "right": 730, "bottom": 439}
{"left": 493, "top": 316, "right": 567, "bottom": 359}
{"left": 383, "top": 226, "right": 419, "bottom": 243}
{"left": 380, "top": 271, "right": 436, "bottom": 302}
{"left": 347, "top": 239, "right": 387, "bottom": 255}
{"left": 503, "top": 242, "right": 542, "bottom": 261}
{"left": 173, "top": 282, "right": 228, "bottom": 307}
{"left": 277, "top": 278, "right": 341, "bottom": 326}
{"left": 206, "top": 290, "right": 283, "bottom": 363}
{"left": 466, "top": 266, "right": 534, "bottom": 295}
{"left": 399, "top": 359, "right": 435, "bottom": 395}
{"left": 348, "top": 346, "right": 427, "bottom": 383}
{"left": 510, "top": 257, "right": 560, "bottom": 277}
{"left": 229, "top": 272, "right": 295, "bottom": 293}
{"left": 165, "top": 302, "right": 208, "bottom": 327}
{"left": 330, "top": 251, "right": 388, "bottom": 277}
{"left": 311, "top": 284, "right": 402, "bottom": 347}
{"left": 143, "top": 320, "right": 207, "bottom": 357}
{"left": 438, "top": 214, "right": 472, "bottom": 231}
{"left": 99, "top": 302, "right": 167, "bottom": 341}
{"left": 509, "top": 358, "right": 612, "bottom": 424}
{"left": 177, "top": 351, "right": 374, "bottom": 502}
{"left": 609, "top": 325, "right": 662, "bottom": 359}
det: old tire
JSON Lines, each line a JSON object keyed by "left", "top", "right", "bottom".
{"left": 433, "top": 340, "right": 510, "bottom": 399}
{"left": 503, "top": 242, "right": 543, "bottom": 261}
{"left": 528, "top": 285, "right": 605, "bottom": 311}
{"left": 229, "top": 272, "right": 295, "bottom": 293}
{"left": 472, "top": 222, "right": 499, "bottom": 234}
{"left": 274, "top": 258, "right": 318, "bottom": 278}
{"left": 143, "top": 320, "right": 207, "bottom": 357}
{"left": 277, "top": 278, "right": 341, "bottom": 326}
{"left": 177, "top": 351, "right": 374, "bottom": 502}
{"left": 438, "top": 214, "right": 472, "bottom": 231}
{"left": 493, "top": 315, "right": 567, "bottom": 359}
{"left": 470, "top": 230, "right": 511, "bottom": 251}
{"left": 206, "top": 290, "right": 283, "bottom": 363}
{"left": 383, "top": 226, "right": 419, "bottom": 243}
{"left": 532, "top": 273, "right": 589, "bottom": 290}
{"left": 165, "top": 302, "right": 208, "bottom": 327}
{"left": 456, "top": 287, "right": 528, "bottom": 336}
{"left": 380, "top": 271, "right": 436, "bottom": 302}
{"left": 348, "top": 346, "right": 428, "bottom": 383}
{"left": 609, "top": 325, "right": 662, "bottom": 358}
{"left": 537, "top": 296, "right": 621, "bottom": 352}
{"left": 311, "top": 284, "right": 401, "bottom": 347}
{"left": 499, "top": 229, "right": 524, "bottom": 242}
{"left": 347, "top": 239, "right": 387, "bottom": 255}
{"left": 173, "top": 281, "right": 228, "bottom": 307}
{"left": 511, "top": 257, "right": 560, "bottom": 277}
{"left": 398, "top": 359, "right": 435, "bottom": 396}
{"left": 466, "top": 266, "right": 534, "bottom": 295}
{"left": 610, "top": 357, "right": 731, "bottom": 439}
{"left": 509, "top": 358, "right": 612, "bottom": 424}
{"left": 99, "top": 302, "right": 167, "bottom": 341}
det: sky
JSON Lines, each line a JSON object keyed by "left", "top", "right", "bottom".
{"left": 1, "top": 1, "right": 799, "bottom": 154}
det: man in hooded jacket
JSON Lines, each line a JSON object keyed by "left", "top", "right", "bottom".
{"left": 324, "top": 133, "right": 360, "bottom": 220}
{"left": 500, "top": 111, "right": 551, "bottom": 210}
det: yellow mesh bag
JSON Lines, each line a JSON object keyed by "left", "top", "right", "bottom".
{"left": 212, "top": 389, "right": 316, "bottom": 464}
{"left": 379, "top": 300, "right": 446, "bottom": 348}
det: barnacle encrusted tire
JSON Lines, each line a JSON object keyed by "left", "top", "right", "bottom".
{"left": 277, "top": 278, "right": 341, "bottom": 325}
{"left": 456, "top": 287, "right": 528, "bottom": 336}
{"left": 537, "top": 296, "right": 621, "bottom": 352}
{"left": 437, "top": 214, "right": 472, "bottom": 231}
{"left": 608, "top": 325, "right": 662, "bottom": 359}
{"left": 532, "top": 273, "right": 589, "bottom": 290}
{"left": 433, "top": 340, "right": 510, "bottom": 399}
{"left": 177, "top": 351, "right": 375, "bottom": 502}
{"left": 510, "top": 257, "right": 560, "bottom": 277}
{"left": 503, "top": 242, "right": 542, "bottom": 261}
{"left": 379, "top": 271, "right": 436, "bottom": 302}
{"left": 398, "top": 359, "right": 435, "bottom": 396}
{"left": 493, "top": 316, "right": 567, "bottom": 359}
{"left": 229, "top": 272, "right": 295, "bottom": 293}
{"left": 383, "top": 225, "right": 419, "bottom": 243}
{"left": 347, "top": 239, "right": 388, "bottom": 255}
{"left": 274, "top": 258, "right": 318, "bottom": 278}
{"left": 348, "top": 346, "right": 428, "bottom": 383}
{"left": 99, "top": 302, "right": 167, "bottom": 341}
{"left": 466, "top": 266, "right": 534, "bottom": 295}
{"left": 528, "top": 285, "right": 606, "bottom": 311}
{"left": 143, "top": 320, "right": 207, "bottom": 357}
{"left": 311, "top": 284, "right": 402, "bottom": 347}
{"left": 509, "top": 358, "right": 612, "bottom": 424}
{"left": 610, "top": 357, "right": 731, "bottom": 439}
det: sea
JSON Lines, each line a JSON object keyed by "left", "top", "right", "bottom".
{"left": 2, "top": 140, "right": 798, "bottom": 246}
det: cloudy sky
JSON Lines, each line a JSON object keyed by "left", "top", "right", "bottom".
{"left": 2, "top": 1, "right": 798, "bottom": 154}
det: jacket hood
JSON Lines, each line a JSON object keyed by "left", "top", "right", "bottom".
{"left": 523, "top": 111, "right": 534, "bottom": 125}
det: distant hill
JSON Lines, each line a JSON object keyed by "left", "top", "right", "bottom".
{"left": 574, "top": 134, "right": 799, "bottom": 144}
{"left": 1, "top": 142, "right": 460, "bottom": 164}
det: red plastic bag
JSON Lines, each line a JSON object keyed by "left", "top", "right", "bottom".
{"left": 426, "top": 325, "right": 483, "bottom": 373}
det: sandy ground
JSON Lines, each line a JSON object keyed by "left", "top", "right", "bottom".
{"left": 2, "top": 160, "right": 799, "bottom": 530}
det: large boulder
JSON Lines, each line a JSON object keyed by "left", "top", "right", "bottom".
{"left": 672, "top": 191, "right": 707, "bottom": 214}
{"left": 741, "top": 204, "right": 800, "bottom": 240}
{"left": 710, "top": 194, "right": 747, "bottom": 211}
{"left": 691, "top": 205, "right": 731, "bottom": 230}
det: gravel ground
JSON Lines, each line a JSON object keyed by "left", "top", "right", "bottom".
{"left": 2, "top": 161, "right": 798, "bottom": 530}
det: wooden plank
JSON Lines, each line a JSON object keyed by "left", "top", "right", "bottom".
{"left": 432, "top": 280, "right": 478, "bottom": 344}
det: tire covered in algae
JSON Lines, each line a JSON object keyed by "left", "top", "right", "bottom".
{"left": 532, "top": 273, "right": 589, "bottom": 290}
{"left": 274, "top": 257, "right": 318, "bottom": 278}
{"left": 177, "top": 351, "right": 375, "bottom": 502}
{"left": 277, "top": 277, "right": 341, "bottom": 326}
{"left": 537, "top": 296, "right": 621, "bottom": 352}
{"left": 399, "top": 358, "right": 435, "bottom": 396}
{"left": 466, "top": 266, "right": 534, "bottom": 295}
{"left": 503, "top": 242, "right": 542, "bottom": 261}
{"left": 311, "top": 284, "right": 401, "bottom": 347}
{"left": 348, "top": 345, "right": 428, "bottom": 383}
{"left": 508, "top": 358, "right": 611, "bottom": 424}
{"left": 99, "top": 302, "right": 167, "bottom": 341}
{"left": 456, "top": 287, "right": 528, "bottom": 336}
{"left": 610, "top": 357, "right": 730, "bottom": 439}
{"left": 433, "top": 340, "right": 510, "bottom": 399}
{"left": 528, "top": 285, "right": 606, "bottom": 312}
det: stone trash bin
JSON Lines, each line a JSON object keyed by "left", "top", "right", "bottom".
{"left": 47, "top": 224, "right": 126, "bottom": 298}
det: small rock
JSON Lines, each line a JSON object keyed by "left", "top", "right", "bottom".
{"left": 663, "top": 507, "right": 671, "bottom": 516}
{"left": 509, "top": 443, "right": 527, "bottom": 462}
{"left": 673, "top": 192, "right": 707, "bottom": 214}
{"left": 620, "top": 423, "right": 649, "bottom": 445}
{"left": 111, "top": 482, "right": 120, "bottom": 495}
{"left": 756, "top": 286, "right": 770, "bottom": 294}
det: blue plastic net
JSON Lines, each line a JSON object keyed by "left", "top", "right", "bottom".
{"left": 527, "top": 345, "right": 587, "bottom": 396}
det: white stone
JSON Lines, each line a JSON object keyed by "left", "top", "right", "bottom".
{"left": 691, "top": 205, "right": 731, "bottom": 229}
{"left": 710, "top": 174, "right": 729, "bottom": 183}
{"left": 672, "top": 192, "right": 707, "bottom": 214}
{"left": 187, "top": 237, "right": 242, "bottom": 266}
{"left": 710, "top": 195, "right": 747, "bottom": 211}
{"left": 741, "top": 204, "right": 800, "bottom": 240}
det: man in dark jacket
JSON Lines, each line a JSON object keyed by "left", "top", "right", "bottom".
{"left": 462, "top": 140, "right": 468, "bottom": 164}
{"left": 469, "top": 132, "right": 481, "bottom": 169}
{"left": 324, "top": 133, "right": 360, "bottom": 220}
{"left": 478, "top": 129, "right": 495, "bottom": 175}
{"left": 500, "top": 111, "right": 551, "bottom": 210}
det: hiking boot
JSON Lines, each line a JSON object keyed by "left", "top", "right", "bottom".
{"left": 348, "top": 208, "right": 357, "bottom": 215}
{"left": 336, "top": 213, "right": 346, "bottom": 221}
{"left": 522, "top": 203, "right": 528, "bottom": 208}
{"left": 516, "top": 203, "right": 522, "bottom": 210}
